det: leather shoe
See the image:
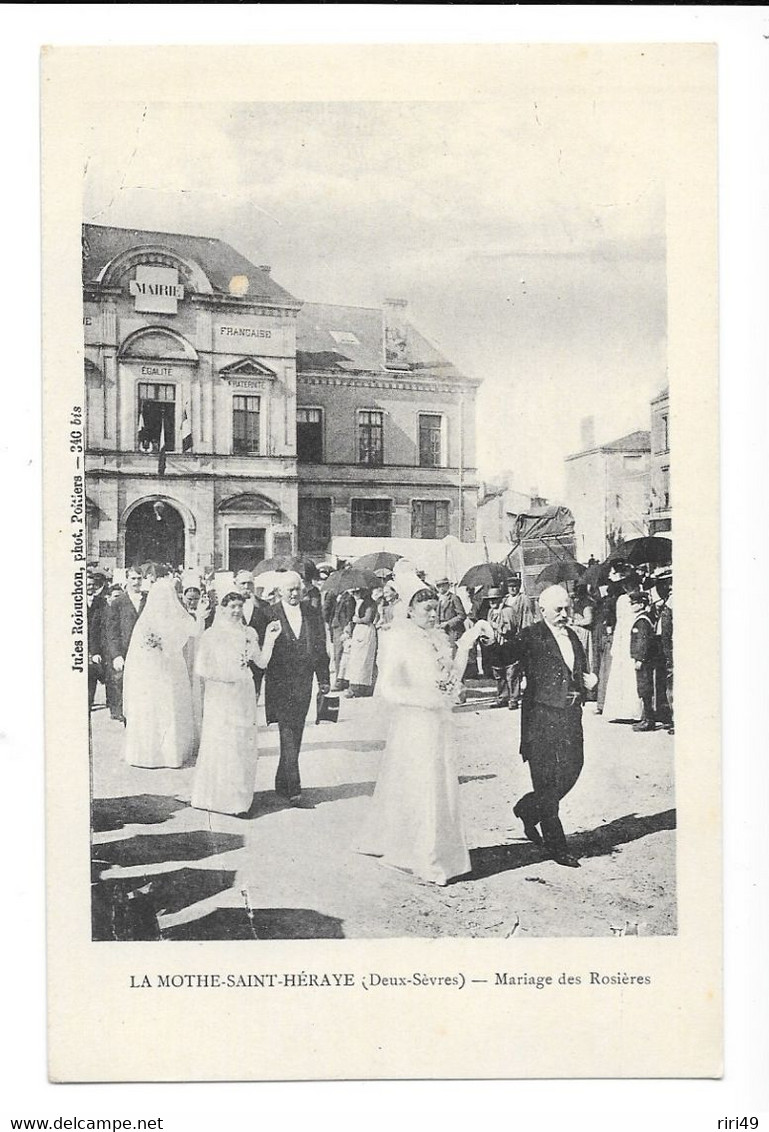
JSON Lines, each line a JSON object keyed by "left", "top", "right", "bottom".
{"left": 521, "top": 821, "right": 543, "bottom": 847}
{"left": 552, "top": 854, "right": 580, "bottom": 868}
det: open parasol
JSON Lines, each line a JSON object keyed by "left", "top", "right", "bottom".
{"left": 459, "top": 562, "right": 514, "bottom": 590}
{"left": 320, "top": 566, "right": 380, "bottom": 596}
{"left": 534, "top": 560, "right": 586, "bottom": 591}
{"left": 351, "top": 551, "right": 403, "bottom": 573}
{"left": 605, "top": 537, "right": 672, "bottom": 569}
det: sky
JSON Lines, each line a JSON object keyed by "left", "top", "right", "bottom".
{"left": 83, "top": 90, "right": 667, "bottom": 499}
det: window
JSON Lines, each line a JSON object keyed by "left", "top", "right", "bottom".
{"left": 351, "top": 498, "right": 391, "bottom": 538}
{"left": 232, "top": 395, "right": 260, "bottom": 454}
{"left": 419, "top": 414, "right": 443, "bottom": 468}
{"left": 661, "top": 413, "right": 669, "bottom": 453}
{"left": 661, "top": 466, "right": 670, "bottom": 509}
{"left": 298, "top": 497, "right": 331, "bottom": 552}
{"left": 137, "top": 383, "right": 175, "bottom": 452}
{"left": 358, "top": 410, "right": 383, "bottom": 465}
{"left": 228, "top": 527, "right": 266, "bottom": 573}
{"left": 411, "top": 500, "right": 450, "bottom": 539}
{"left": 297, "top": 408, "right": 323, "bottom": 463}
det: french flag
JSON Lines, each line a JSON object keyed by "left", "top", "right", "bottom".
{"left": 158, "top": 415, "right": 167, "bottom": 476}
{"left": 180, "top": 405, "right": 193, "bottom": 453}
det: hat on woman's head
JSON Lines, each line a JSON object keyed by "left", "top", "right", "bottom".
{"left": 392, "top": 559, "right": 434, "bottom": 607}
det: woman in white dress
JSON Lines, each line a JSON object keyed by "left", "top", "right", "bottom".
{"left": 357, "top": 569, "right": 487, "bottom": 886}
{"left": 602, "top": 581, "right": 642, "bottom": 722}
{"left": 190, "top": 592, "right": 282, "bottom": 816}
{"left": 123, "top": 576, "right": 201, "bottom": 769}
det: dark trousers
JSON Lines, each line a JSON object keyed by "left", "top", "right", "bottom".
{"left": 636, "top": 664, "right": 655, "bottom": 722}
{"left": 105, "top": 666, "right": 124, "bottom": 720}
{"left": 515, "top": 706, "right": 584, "bottom": 856}
{"left": 88, "top": 661, "right": 103, "bottom": 709}
{"left": 275, "top": 718, "right": 306, "bottom": 799}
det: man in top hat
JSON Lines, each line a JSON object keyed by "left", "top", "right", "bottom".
{"left": 435, "top": 577, "right": 466, "bottom": 654}
{"left": 264, "top": 571, "right": 330, "bottom": 805}
{"left": 509, "top": 584, "right": 598, "bottom": 867}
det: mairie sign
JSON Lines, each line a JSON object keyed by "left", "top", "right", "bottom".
{"left": 129, "top": 266, "right": 185, "bottom": 314}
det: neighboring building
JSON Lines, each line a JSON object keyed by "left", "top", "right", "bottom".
{"left": 563, "top": 430, "right": 651, "bottom": 561}
{"left": 295, "top": 300, "right": 481, "bottom": 556}
{"left": 648, "top": 387, "right": 671, "bottom": 534}
{"left": 81, "top": 224, "right": 480, "bottom": 572}
{"left": 476, "top": 478, "right": 548, "bottom": 544}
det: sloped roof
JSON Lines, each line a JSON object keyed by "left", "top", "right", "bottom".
{"left": 602, "top": 430, "right": 651, "bottom": 452}
{"left": 82, "top": 223, "right": 298, "bottom": 306}
{"left": 296, "top": 301, "right": 468, "bottom": 380}
{"left": 566, "top": 429, "right": 651, "bottom": 460}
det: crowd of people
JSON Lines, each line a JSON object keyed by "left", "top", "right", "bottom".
{"left": 85, "top": 552, "right": 673, "bottom": 887}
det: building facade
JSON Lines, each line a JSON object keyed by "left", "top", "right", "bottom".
{"left": 82, "top": 224, "right": 480, "bottom": 572}
{"left": 648, "top": 387, "right": 671, "bottom": 534}
{"left": 295, "top": 300, "right": 480, "bottom": 555}
{"left": 563, "top": 430, "right": 651, "bottom": 561}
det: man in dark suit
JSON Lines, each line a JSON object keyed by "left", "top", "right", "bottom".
{"left": 330, "top": 590, "right": 356, "bottom": 690}
{"left": 103, "top": 566, "right": 146, "bottom": 722}
{"left": 264, "top": 571, "right": 330, "bottom": 805}
{"left": 235, "top": 570, "right": 270, "bottom": 701}
{"left": 510, "top": 584, "right": 597, "bottom": 867}
{"left": 87, "top": 572, "right": 109, "bottom": 710}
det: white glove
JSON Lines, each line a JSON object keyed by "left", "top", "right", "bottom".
{"left": 113, "top": 656, "right": 125, "bottom": 673}
{"left": 583, "top": 672, "right": 598, "bottom": 691}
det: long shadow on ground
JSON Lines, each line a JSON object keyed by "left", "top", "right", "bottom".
{"left": 163, "top": 906, "right": 345, "bottom": 940}
{"left": 91, "top": 866, "right": 238, "bottom": 940}
{"left": 469, "top": 809, "right": 676, "bottom": 880}
{"left": 93, "top": 829, "right": 244, "bottom": 869}
{"left": 91, "top": 793, "right": 187, "bottom": 834}
{"left": 247, "top": 781, "right": 376, "bottom": 815}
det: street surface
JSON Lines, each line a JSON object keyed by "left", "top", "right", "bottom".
{"left": 90, "top": 683, "right": 676, "bottom": 940}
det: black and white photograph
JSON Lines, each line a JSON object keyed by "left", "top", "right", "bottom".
{"left": 41, "top": 38, "right": 722, "bottom": 1082}
{"left": 82, "top": 88, "right": 676, "bottom": 943}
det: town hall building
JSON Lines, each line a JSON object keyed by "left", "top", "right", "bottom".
{"left": 82, "top": 223, "right": 481, "bottom": 572}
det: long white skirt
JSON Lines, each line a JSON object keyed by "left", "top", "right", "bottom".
{"left": 603, "top": 603, "right": 641, "bottom": 721}
{"left": 190, "top": 677, "right": 258, "bottom": 815}
{"left": 358, "top": 704, "right": 471, "bottom": 885}
{"left": 124, "top": 649, "right": 194, "bottom": 769}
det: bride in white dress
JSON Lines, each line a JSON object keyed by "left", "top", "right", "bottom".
{"left": 190, "top": 592, "right": 282, "bottom": 816}
{"left": 357, "top": 567, "right": 487, "bottom": 886}
{"left": 123, "top": 576, "right": 203, "bottom": 769}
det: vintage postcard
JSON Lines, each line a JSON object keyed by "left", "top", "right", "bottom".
{"left": 42, "top": 42, "right": 720, "bottom": 1081}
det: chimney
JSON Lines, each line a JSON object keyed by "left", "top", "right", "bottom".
{"left": 383, "top": 298, "right": 410, "bottom": 370}
{"left": 581, "top": 415, "right": 596, "bottom": 449}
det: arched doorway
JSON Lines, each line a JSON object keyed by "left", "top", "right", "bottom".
{"left": 125, "top": 500, "right": 185, "bottom": 569}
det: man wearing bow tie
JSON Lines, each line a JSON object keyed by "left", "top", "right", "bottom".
{"left": 509, "top": 585, "right": 598, "bottom": 867}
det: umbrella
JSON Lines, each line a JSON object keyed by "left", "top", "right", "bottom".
{"left": 535, "top": 561, "right": 586, "bottom": 590}
{"left": 580, "top": 562, "right": 610, "bottom": 591}
{"left": 320, "top": 566, "right": 380, "bottom": 596}
{"left": 352, "top": 551, "right": 403, "bottom": 573}
{"left": 459, "top": 562, "right": 514, "bottom": 590}
{"left": 253, "top": 555, "right": 319, "bottom": 582}
{"left": 605, "top": 537, "right": 672, "bottom": 569}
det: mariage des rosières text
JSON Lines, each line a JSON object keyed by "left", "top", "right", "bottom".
{"left": 68, "top": 406, "right": 86, "bottom": 673}
{"left": 128, "top": 970, "right": 653, "bottom": 991}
